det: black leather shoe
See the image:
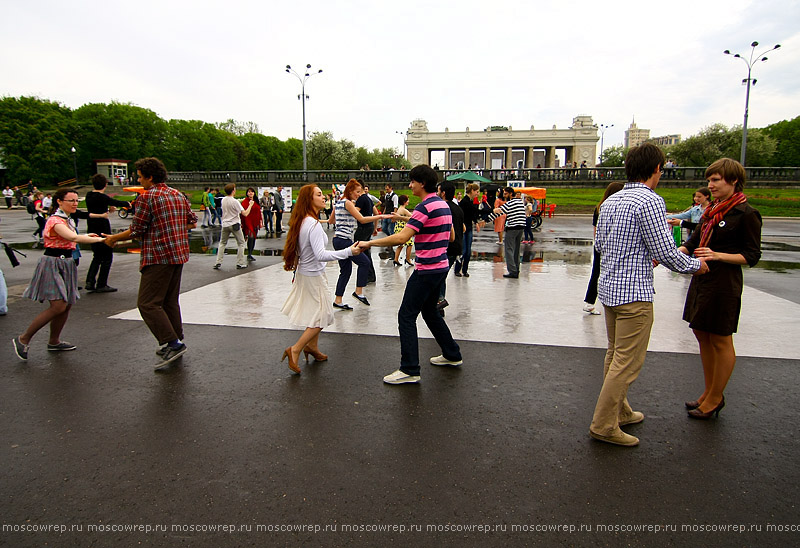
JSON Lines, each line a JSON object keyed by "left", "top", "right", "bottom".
{"left": 503, "top": 273, "right": 519, "bottom": 279}
{"left": 333, "top": 302, "right": 353, "bottom": 310}
{"left": 352, "top": 292, "right": 370, "bottom": 306}
{"left": 94, "top": 285, "right": 118, "bottom": 293}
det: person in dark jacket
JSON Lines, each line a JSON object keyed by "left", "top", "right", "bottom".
{"left": 84, "top": 174, "right": 130, "bottom": 292}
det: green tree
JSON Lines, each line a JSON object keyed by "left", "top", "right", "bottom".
{"left": 598, "top": 144, "right": 627, "bottom": 167}
{"left": 215, "top": 119, "right": 261, "bottom": 136}
{"left": 0, "top": 96, "right": 74, "bottom": 184}
{"left": 764, "top": 116, "right": 800, "bottom": 166}
{"left": 72, "top": 101, "right": 168, "bottom": 178}
{"left": 668, "top": 123, "right": 776, "bottom": 167}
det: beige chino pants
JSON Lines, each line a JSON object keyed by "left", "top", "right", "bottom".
{"left": 590, "top": 301, "right": 654, "bottom": 436}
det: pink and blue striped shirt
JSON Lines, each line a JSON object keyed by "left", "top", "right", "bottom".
{"left": 406, "top": 194, "right": 452, "bottom": 273}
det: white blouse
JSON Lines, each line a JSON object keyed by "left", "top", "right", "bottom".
{"left": 296, "top": 216, "right": 353, "bottom": 276}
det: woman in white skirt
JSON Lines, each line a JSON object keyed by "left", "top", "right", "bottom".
{"left": 13, "top": 188, "right": 106, "bottom": 360}
{"left": 280, "top": 184, "right": 362, "bottom": 374}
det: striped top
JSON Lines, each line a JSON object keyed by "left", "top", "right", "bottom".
{"left": 406, "top": 194, "right": 452, "bottom": 273}
{"left": 488, "top": 197, "right": 526, "bottom": 228}
{"left": 595, "top": 182, "right": 701, "bottom": 307}
{"left": 334, "top": 199, "right": 358, "bottom": 240}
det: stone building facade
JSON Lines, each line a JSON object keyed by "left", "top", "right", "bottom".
{"left": 405, "top": 116, "right": 599, "bottom": 169}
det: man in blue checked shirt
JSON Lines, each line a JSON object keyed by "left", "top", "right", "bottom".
{"left": 589, "top": 143, "right": 708, "bottom": 448}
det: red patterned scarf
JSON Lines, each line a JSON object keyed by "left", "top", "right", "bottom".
{"left": 698, "top": 192, "right": 746, "bottom": 248}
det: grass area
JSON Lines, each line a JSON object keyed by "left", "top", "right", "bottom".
{"left": 106, "top": 186, "right": 800, "bottom": 217}
{"left": 540, "top": 188, "right": 800, "bottom": 217}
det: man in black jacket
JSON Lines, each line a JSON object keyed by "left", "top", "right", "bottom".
{"left": 85, "top": 174, "right": 130, "bottom": 292}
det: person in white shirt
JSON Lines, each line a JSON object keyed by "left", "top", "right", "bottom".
{"left": 213, "top": 183, "right": 254, "bottom": 270}
{"left": 3, "top": 186, "right": 13, "bottom": 209}
{"left": 280, "top": 184, "right": 361, "bottom": 374}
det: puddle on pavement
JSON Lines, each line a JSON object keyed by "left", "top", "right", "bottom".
{"left": 8, "top": 236, "right": 800, "bottom": 271}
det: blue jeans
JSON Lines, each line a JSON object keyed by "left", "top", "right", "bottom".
{"left": 381, "top": 219, "right": 395, "bottom": 237}
{"left": 454, "top": 229, "right": 473, "bottom": 274}
{"left": 263, "top": 209, "right": 273, "bottom": 232}
{"left": 333, "top": 237, "right": 370, "bottom": 296}
{"left": 399, "top": 270, "right": 461, "bottom": 376}
{"left": 524, "top": 216, "right": 534, "bottom": 241}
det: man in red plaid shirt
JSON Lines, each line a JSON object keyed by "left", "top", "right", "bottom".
{"left": 106, "top": 157, "right": 197, "bottom": 369}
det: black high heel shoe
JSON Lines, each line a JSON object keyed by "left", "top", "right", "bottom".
{"left": 685, "top": 400, "right": 701, "bottom": 410}
{"left": 687, "top": 396, "right": 725, "bottom": 419}
{"left": 393, "top": 260, "right": 402, "bottom": 266}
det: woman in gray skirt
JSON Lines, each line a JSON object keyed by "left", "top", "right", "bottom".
{"left": 12, "top": 188, "right": 105, "bottom": 360}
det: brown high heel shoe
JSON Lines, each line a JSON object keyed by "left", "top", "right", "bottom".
{"left": 688, "top": 396, "right": 724, "bottom": 419}
{"left": 281, "top": 347, "right": 301, "bottom": 374}
{"left": 685, "top": 400, "right": 701, "bottom": 410}
{"left": 303, "top": 346, "right": 328, "bottom": 362}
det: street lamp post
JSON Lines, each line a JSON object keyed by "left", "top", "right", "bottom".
{"left": 724, "top": 41, "right": 781, "bottom": 166}
{"left": 286, "top": 64, "right": 323, "bottom": 172}
{"left": 395, "top": 130, "right": 407, "bottom": 162}
{"left": 71, "top": 146, "right": 78, "bottom": 185}
{"left": 597, "top": 123, "right": 613, "bottom": 165}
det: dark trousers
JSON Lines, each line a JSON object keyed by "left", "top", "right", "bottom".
{"left": 86, "top": 242, "right": 114, "bottom": 288}
{"left": 275, "top": 210, "right": 284, "bottom": 232}
{"left": 333, "top": 237, "right": 370, "bottom": 296}
{"left": 504, "top": 228, "right": 523, "bottom": 276}
{"left": 399, "top": 270, "right": 461, "bottom": 376}
{"left": 438, "top": 255, "right": 457, "bottom": 301}
{"left": 137, "top": 264, "right": 185, "bottom": 345}
{"left": 33, "top": 216, "right": 45, "bottom": 238}
{"left": 454, "top": 229, "right": 473, "bottom": 274}
{"left": 585, "top": 249, "right": 601, "bottom": 304}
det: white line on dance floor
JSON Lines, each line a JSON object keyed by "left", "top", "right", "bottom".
{"left": 110, "top": 259, "right": 800, "bottom": 360}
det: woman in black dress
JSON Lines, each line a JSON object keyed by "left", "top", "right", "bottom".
{"left": 679, "top": 158, "right": 762, "bottom": 419}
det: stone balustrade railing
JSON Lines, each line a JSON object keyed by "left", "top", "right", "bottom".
{"left": 165, "top": 167, "right": 800, "bottom": 189}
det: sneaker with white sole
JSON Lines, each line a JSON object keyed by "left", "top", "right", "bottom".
{"left": 12, "top": 337, "right": 29, "bottom": 360}
{"left": 583, "top": 303, "right": 601, "bottom": 315}
{"left": 155, "top": 344, "right": 187, "bottom": 370}
{"left": 383, "top": 370, "right": 420, "bottom": 384}
{"left": 47, "top": 341, "right": 77, "bottom": 351}
{"left": 430, "top": 355, "right": 463, "bottom": 367}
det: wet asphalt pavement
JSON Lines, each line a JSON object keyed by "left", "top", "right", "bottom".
{"left": 1, "top": 206, "right": 799, "bottom": 547}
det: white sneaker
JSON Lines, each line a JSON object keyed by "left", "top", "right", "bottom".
{"left": 383, "top": 370, "right": 420, "bottom": 384}
{"left": 583, "top": 303, "right": 601, "bottom": 315}
{"left": 430, "top": 355, "right": 463, "bottom": 367}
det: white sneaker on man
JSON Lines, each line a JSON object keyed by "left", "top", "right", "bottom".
{"left": 430, "top": 355, "right": 463, "bottom": 367}
{"left": 583, "top": 303, "right": 601, "bottom": 315}
{"left": 383, "top": 370, "right": 420, "bottom": 384}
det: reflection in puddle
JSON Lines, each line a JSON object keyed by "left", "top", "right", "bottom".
{"left": 11, "top": 233, "right": 799, "bottom": 271}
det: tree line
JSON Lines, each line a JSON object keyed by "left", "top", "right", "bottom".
{"left": 599, "top": 118, "right": 800, "bottom": 167}
{"left": 2, "top": 96, "right": 796, "bottom": 186}
{"left": 0, "top": 96, "right": 408, "bottom": 186}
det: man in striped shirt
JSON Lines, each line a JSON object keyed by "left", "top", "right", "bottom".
{"left": 487, "top": 187, "right": 527, "bottom": 278}
{"left": 589, "top": 143, "right": 708, "bottom": 447}
{"left": 359, "top": 165, "right": 462, "bottom": 384}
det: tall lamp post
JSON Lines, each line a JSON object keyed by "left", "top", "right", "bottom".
{"left": 286, "top": 63, "right": 323, "bottom": 172}
{"left": 597, "top": 123, "right": 613, "bottom": 165}
{"left": 395, "top": 130, "right": 407, "bottom": 163}
{"left": 70, "top": 147, "right": 78, "bottom": 185}
{"left": 724, "top": 41, "right": 780, "bottom": 166}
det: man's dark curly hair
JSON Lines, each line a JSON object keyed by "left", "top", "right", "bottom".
{"left": 135, "top": 157, "right": 168, "bottom": 184}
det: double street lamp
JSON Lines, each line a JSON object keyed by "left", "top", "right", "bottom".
{"left": 286, "top": 63, "right": 323, "bottom": 171}
{"left": 723, "top": 41, "right": 781, "bottom": 166}
{"left": 395, "top": 130, "right": 407, "bottom": 161}
{"left": 597, "top": 123, "right": 613, "bottom": 165}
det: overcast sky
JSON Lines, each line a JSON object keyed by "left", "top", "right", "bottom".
{"left": 2, "top": 0, "right": 798, "bottom": 156}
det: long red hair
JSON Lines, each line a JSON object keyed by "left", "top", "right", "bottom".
{"left": 283, "top": 184, "right": 320, "bottom": 271}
